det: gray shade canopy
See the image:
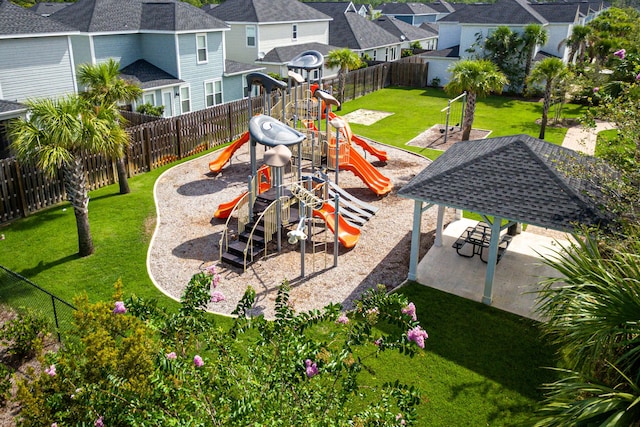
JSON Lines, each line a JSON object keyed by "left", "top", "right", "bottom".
{"left": 249, "top": 115, "right": 305, "bottom": 147}
{"left": 287, "top": 50, "right": 324, "bottom": 71}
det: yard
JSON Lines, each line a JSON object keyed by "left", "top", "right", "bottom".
{"left": 0, "top": 87, "right": 569, "bottom": 425}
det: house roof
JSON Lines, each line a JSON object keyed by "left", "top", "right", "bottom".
{"left": 205, "top": 0, "right": 331, "bottom": 23}
{"left": 380, "top": 2, "right": 441, "bottom": 15}
{"left": 0, "top": 99, "right": 26, "bottom": 117}
{"left": 0, "top": 0, "right": 75, "bottom": 36}
{"left": 261, "top": 42, "right": 340, "bottom": 64}
{"left": 419, "top": 22, "right": 439, "bottom": 36}
{"left": 427, "top": 1, "right": 456, "bottom": 13}
{"left": 224, "top": 59, "right": 265, "bottom": 76}
{"left": 374, "top": 16, "right": 437, "bottom": 42}
{"left": 119, "top": 60, "right": 183, "bottom": 89}
{"left": 398, "top": 134, "right": 610, "bottom": 231}
{"left": 531, "top": 3, "right": 580, "bottom": 23}
{"left": 50, "top": 0, "right": 228, "bottom": 33}
{"left": 307, "top": 3, "right": 399, "bottom": 50}
{"left": 29, "top": 2, "right": 72, "bottom": 16}
{"left": 438, "top": 0, "right": 547, "bottom": 25}
{"left": 420, "top": 44, "right": 459, "bottom": 58}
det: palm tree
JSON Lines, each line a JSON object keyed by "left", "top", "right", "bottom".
{"left": 326, "top": 48, "right": 363, "bottom": 110}
{"left": 559, "top": 25, "right": 592, "bottom": 65}
{"left": 9, "top": 96, "right": 129, "bottom": 257}
{"left": 77, "top": 59, "right": 142, "bottom": 194}
{"left": 527, "top": 58, "right": 569, "bottom": 139}
{"left": 535, "top": 230, "right": 640, "bottom": 426}
{"left": 522, "top": 24, "right": 548, "bottom": 93}
{"left": 444, "top": 59, "right": 508, "bottom": 141}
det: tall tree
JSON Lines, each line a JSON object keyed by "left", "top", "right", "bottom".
{"left": 9, "top": 96, "right": 129, "bottom": 257}
{"left": 482, "top": 26, "right": 525, "bottom": 92}
{"left": 326, "top": 48, "right": 363, "bottom": 110}
{"left": 77, "top": 59, "right": 142, "bottom": 194}
{"left": 527, "top": 58, "right": 569, "bottom": 139}
{"left": 444, "top": 59, "right": 508, "bottom": 141}
{"left": 560, "top": 25, "right": 592, "bottom": 65}
{"left": 522, "top": 24, "right": 548, "bottom": 93}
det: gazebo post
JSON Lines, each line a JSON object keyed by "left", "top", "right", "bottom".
{"left": 408, "top": 200, "right": 423, "bottom": 281}
{"left": 482, "top": 217, "right": 503, "bottom": 305}
{"left": 434, "top": 205, "right": 445, "bottom": 247}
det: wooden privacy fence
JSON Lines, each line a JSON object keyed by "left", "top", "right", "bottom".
{"left": 0, "top": 59, "right": 430, "bottom": 224}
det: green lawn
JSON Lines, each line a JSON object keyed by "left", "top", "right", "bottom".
{"left": 337, "top": 87, "right": 586, "bottom": 159}
{"left": 0, "top": 88, "right": 561, "bottom": 424}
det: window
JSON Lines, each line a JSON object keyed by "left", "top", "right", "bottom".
{"left": 143, "top": 93, "right": 155, "bottom": 105}
{"left": 372, "top": 50, "right": 377, "bottom": 61}
{"left": 246, "top": 25, "right": 256, "bottom": 47}
{"left": 180, "top": 86, "right": 191, "bottom": 113}
{"left": 196, "top": 34, "right": 208, "bottom": 63}
{"left": 391, "top": 47, "right": 397, "bottom": 61}
{"left": 385, "top": 47, "right": 389, "bottom": 61}
{"left": 205, "top": 80, "right": 223, "bottom": 107}
{"left": 292, "top": 24, "right": 298, "bottom": 40}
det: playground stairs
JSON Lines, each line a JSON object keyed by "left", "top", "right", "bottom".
{"left": 220, "top": 221, "right": 266, "bottom": 269}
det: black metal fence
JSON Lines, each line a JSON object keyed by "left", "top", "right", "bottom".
{"left": 0, "top": 265, "right": 76, "bottom": 342}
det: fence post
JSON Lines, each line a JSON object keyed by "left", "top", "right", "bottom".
{"left": 51, "top": 295, "right": 61, "bottom": 342}
{"left": 143, "top": 126, "right": 152, "bottom": 171}
{"left": 176, "top": 118, "right": 182, "bottom": 159}
{"left": 13, "top": 161, "right": 29, "bottom": 218}
{"left": 228, "top": 104, "right": 234, "bottom": 143}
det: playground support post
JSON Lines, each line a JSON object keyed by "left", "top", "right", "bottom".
{"left": 334, "top": 193, "right": 339, "bottom": 267}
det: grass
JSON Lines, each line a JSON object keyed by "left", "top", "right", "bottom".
{"left": 0, "top": 87, "right": 561, "bottom": 424}
{"left": 337, "top": 87, "right": 586, "bottom": 159}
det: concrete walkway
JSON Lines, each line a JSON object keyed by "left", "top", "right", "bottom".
{"left": 413, "top": 121, "right": 615, "bottom": 320}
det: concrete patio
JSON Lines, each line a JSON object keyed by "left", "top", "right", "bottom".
{"left": 415, "top": 218, "right": 570, "bottom": 321}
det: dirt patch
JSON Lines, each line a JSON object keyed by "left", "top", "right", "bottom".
{"left": 407, "top": 124, "right": 492, "bottom": 151}
{"left": 341, "top": 109, "right": 394, "bottom": 126}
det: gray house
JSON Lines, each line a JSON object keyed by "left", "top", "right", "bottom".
{"left": 379, "top": 2, "right": 454, "bottom": 26}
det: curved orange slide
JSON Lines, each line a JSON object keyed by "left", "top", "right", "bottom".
{"left": 208, "top": 131, "right": 250, "bottom": 174}
{"left": 214, "top": 165, "right": 271, "bottom": 219}
{"left": 312, "top": 202, "right": 361, "bottom": 248}
{"left": 328, "top": 112, "right": 388, "bottom": 162}
{"left": 340, "top": 149, "right": 393, "bottom": 196}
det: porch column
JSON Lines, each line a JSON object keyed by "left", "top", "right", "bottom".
{"left": 408, "top": 200, "right": 423, "bottom": 281}
{"left": 434, "top": 205, "right": 445, "bottom": 247}
{"left": 482, "top": 217, "right": 502, "bottom": 305}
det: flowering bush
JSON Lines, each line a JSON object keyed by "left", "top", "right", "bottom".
{"left": 14, "top": 273, "right": 427, "bottom": 425}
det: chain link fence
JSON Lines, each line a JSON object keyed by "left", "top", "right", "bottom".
{"left": 0, "top": 265, "right": 76, "bottom": 342}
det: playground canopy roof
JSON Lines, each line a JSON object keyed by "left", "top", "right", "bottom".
{"left": 398, "top": 134, "right": 611, "bottom": 231}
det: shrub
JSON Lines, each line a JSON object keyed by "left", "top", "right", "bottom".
{"left": 0, "top": 308, "right": 49, "bottom": 359}
{"left": 15, "top": 271, "right": 428, "bottom": 426}
{"left": 136, "top": 103, "right": 164, "bottom": 117}
{"left": 0, "top": 363, "right": 12, "bottom": 406}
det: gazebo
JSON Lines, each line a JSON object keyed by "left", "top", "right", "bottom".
{"left": 398, "top": 134, "right": 610, "bottom": 305}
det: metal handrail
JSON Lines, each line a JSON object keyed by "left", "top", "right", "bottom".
{"left": 219, "top": 191, "right": 250, "bottom": 261}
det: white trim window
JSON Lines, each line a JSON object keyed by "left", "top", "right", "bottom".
{"left": 205, "top": 79, "right": 223, "bottom": 107}
{"left": 292, "top": 24, "right": 298, "bottom": 41}
{"left": 246, "top": 25, "right": 256, "bottom": 48}
{"left": 142, "top": 92, "right": 156, "bottom": 106}
{"left": 196, "top": 33, "right": 208, "bottom": 63}
{"left": 372, "top": 50, "right": 377, "bottom": 61}
{"left": 180, "top": 86, "right": 191, "bottom": 113}
{"left": 385, "top": 47, "right": 389, "bottom": 61}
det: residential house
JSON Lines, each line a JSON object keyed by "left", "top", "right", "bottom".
{"left": 373, "top": 15, "right": 438, "bottom": 51}
{"left": 379, "top": 2, "right": 454, "bottom": 26}
{"left": 29, "top": 2, "right": 71, "bottom": 17}
{"left": 307, "top": 2, "right": 404, "bottom": 63}
{"left": 49, "top": 0, "right": 247, "bottom": 117}
{"left": 205, "top": 0, "right": 333, "bottom": 72}
{"left": 0, "top": 0, "right": 79, "bottom": 155}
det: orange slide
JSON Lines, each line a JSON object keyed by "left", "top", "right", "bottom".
{"left": 340, "top": 149, "right": 393, "bottom": 196}
{"left": 214, "top": 165, "right": 271, "bottom": 219}
{"left": 208, "top": 131, "right": 250, "bottom": 174}
{"left": 312, "top": 202, "right": 361, "bottom": 248}
{"left": 328, "top": 112, "right": 388, "bottom": 162}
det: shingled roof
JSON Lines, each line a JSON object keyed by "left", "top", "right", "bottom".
{"left": 438, "top": 0, "right": 547, "bottom": 25}
{"left": 307, "top": 3, "right": 399, "bottom": 50}
{"left": 50, "top": 0, "right": 228, "bottom": 33}
{"left": 224, "top": 59, "right": 265, "bottom": 76}
{"left": 380, "top": 2, "right": 441, "bottom": 15}
{"left": 205, "top": 0, "right": 331, "bottom": 23}
{"left": 531, "top": 3, "right": 580, "bottom": 23}
{"left": 0, "top": 99, "right": 26, "bottom": 118}
{"left": 29, "top": 2, "right": 72, "bottom": 16}
{"left": 398, "top": 134, "right": 610, "bottom": 231}
{"left": 0, "top": 0, "right": 75, "bottom": 36}
{"left": 374, "top": 16, "right": 437, "bottom": 42}
{"left": 261, "top": 42, "right": 339, "bottom": 64}
{"left": 119, "top": 60, "right": 183, "bottom": 89}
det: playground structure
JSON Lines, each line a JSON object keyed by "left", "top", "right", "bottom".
{"left": 440, "top": 91, "right": 467, "bottom": 144}
{"left": 213, "top": 50, "right": 387, "bottom": 272}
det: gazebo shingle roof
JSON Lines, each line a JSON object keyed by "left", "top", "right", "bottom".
{"left": 398, "top": 134, "right": 610, "bottom": 231}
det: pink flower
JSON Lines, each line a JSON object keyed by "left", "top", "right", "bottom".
{"left": 336, "top": 315, "right": 349, "bottom": 324}
{"left": 95, "top": 416, "right": 104, "bottom": 427}
{"left": 210, "top": 291, "right": 225, "bottom": 303}
{"left": 44, "top": 364, "right": 56, "bottom": 377}
{"left": 407, "top": 326, "right": 429, "bottom": 349}
{"left": 166, "top": 351, "right": 177, "bottom": 360}
{"left": 194, "top": 355, "right": 204, "bottom": 367}
{"left": 593, "top": 87, "right": 599, "bottom": 93}
{"left": 396, "top": 413, "right": 406, "bottom": 425}
{"left": 402, "top": 302, "right": 417, "bottom": 321}
{"left": 366, "top": 307, "right": 379, "bottom": 317}
{"left": 636, "top": 73, "right": 640, "bottom": 81}
{"left": 206, "top": 265, "right": 221, "bottom": 288}
{"left": 374, "top": 338, "right": 383, "bottom": 346}
{"left": 614, "top": 48, "right": 626, "bottom": 59}
{"left": 113, "top": 301, "right": 126, "bottom": 314}
{"left": 305, "top": 359, "right": 318, "bottom": 378}
{"left": 51, "top": 423, "right": 58, "bottom": 427}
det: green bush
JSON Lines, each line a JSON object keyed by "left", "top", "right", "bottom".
{"left": 0, "top": 363, "right": 12, "bottom": 406}
{"left": 136, "top": 103, "right": 164, "bottom": 117}
{"left": 0, "top": 308, "right": 49, "bottom": 359}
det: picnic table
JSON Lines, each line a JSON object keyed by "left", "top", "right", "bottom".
{"left": 452, "top": 222, "right": 512, "bottom": 263}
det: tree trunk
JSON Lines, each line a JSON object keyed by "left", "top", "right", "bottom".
{"left": 539, "top": 83, "right": 552, "bottom": 140}
{"left": 337, "top": 68, "right": 345, "bottom": 111}
{"left": 462, "top": 92, "right": 476, "bottom": 141}
{"left": 116, "top": 156, "right": 130, "bottom": 194}
{"left": 62, "top": 157, "right": 94, "bottom": 257}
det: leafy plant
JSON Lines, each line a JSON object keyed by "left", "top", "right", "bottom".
{"left": 0, "top": 308, "right": 49, "bottom": 359}
{"left": 0, "top": 363, "right": 12, "bottom": 406}
{"left": 136, "top": 103, "right": 164, "bottom": 117}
